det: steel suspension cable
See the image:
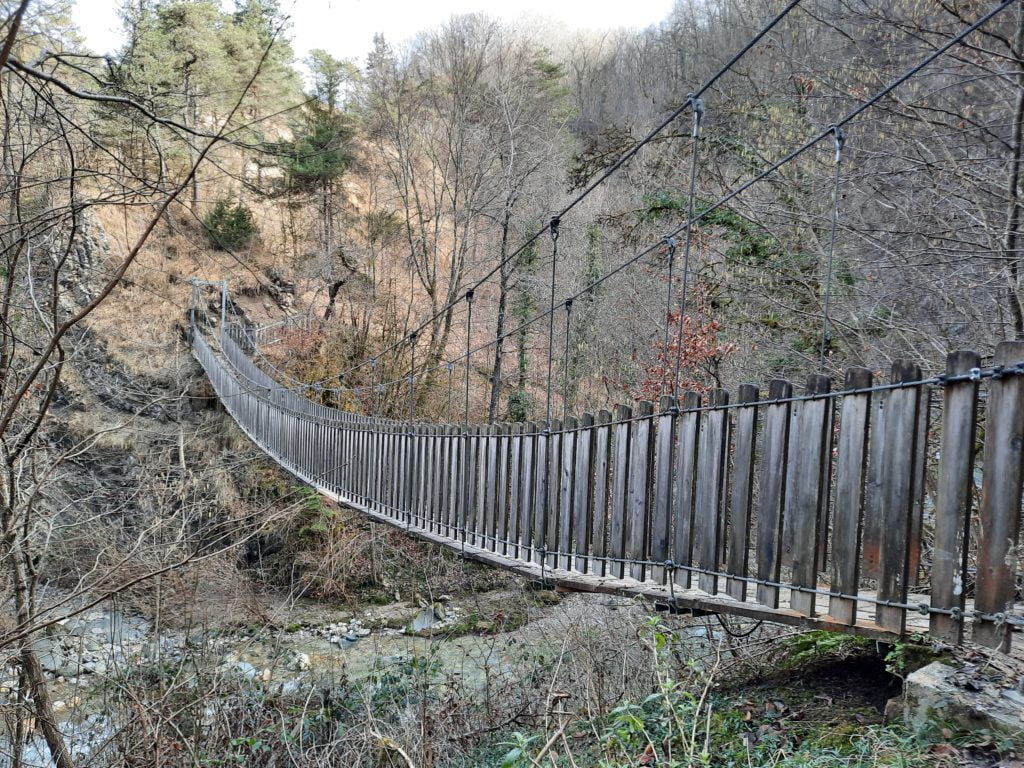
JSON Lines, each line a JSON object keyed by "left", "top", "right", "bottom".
{"left": 544, "top": 217, "right": 561, "bottom": 424}
{"left": 673, "top": 95, "right": 704, "bottom": 397}
{"left": 563, "top": 297, "right": 574, "bottom": 423}
{"left": 820, "top": 125, "right": 845, "bottom": 370}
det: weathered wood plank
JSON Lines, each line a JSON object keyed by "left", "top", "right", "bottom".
{"left": 673, "top": 392, "right": 701, "bottom": 589}
{"left": 532, "top": 422, "right": 548, "bottom": 566}
{"left": 876, "top": 361, "right": 923, "bottom": 633}
{"left": 974, "top": 341, "right": 1024, "bottom": 651}
{"left": 496, "top": 423, "right": 510, "bottom": 555}
{"left": 695, "top": 390, "right": 729, "bottom": 594}
{"left": 546, "top": 420, "right": 563, "bottom": 569}
{"left": 783, "top": 374, "right": 831, "bottom": 616}
{"left": 610, "top": 406, "right": 632, "bottom": 579}
{"left": 861, "top": 390, "right": 888, "bottom": 580}
{"left": 573, "top": 413, "right": 595, "bottom": 572}
{"left": 559, "top": 418, "right": 577, "bottom": 570}
{"left": 508, "top": 423, "right": 523, "bottom": 559}
{"left": 755, "top": 380, "right": 793, "bottom": 608}
{"left": 592, "top": 411, "right": 612, "bottom": 576}
{"left": 907, "top": 387, "right": 932, "bottom": 586}
{"left": 726, "top": 385, "right": 759, "bottom": 601}
{"left": 627, "top": 401, "right": 655, "bottom": 582}
{"left": 930, "top": 351, "right": 980, "bottom": 644}
{"left": 651, "top": 396, "right": 677, "bottom": 584}
{"left": 485, "top": 423, "right": 498, "bottom": 550}
{"left": 828, "top": 368, "right": 873, "bottom": 624}
{"left": 476, "top": 425, "right": 489, "bottom": 547}
{"left": 522, "top": 421, "right": 538, "bottom": 562}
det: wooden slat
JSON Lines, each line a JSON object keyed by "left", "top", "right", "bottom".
{"left": 783, "top": 374, "right": 831, "bottom": 616}
{"left": 930, "top": 351, "right": 980, "bottom": 644}
{"left": 508, "top": 423, "right": 523, "bottom": 559}
{"left": 974, "top": 341, "right": 1024, "bottom": 651}
{"left": 496, "top": 424, "right": 510, "bottom": 555}
{"left": 573, "top": 413, "right": 595, "bottom": 572}
{"left": 609, "top": 405, "right": 632, "bottom": 579}
{"left": 876, "top": 361, "right": 923, "bottom": 633}
{"left": 485, "top": 423, "right": 498, "bottom": 550}
{"left": 627, "top": 401, "right": 655, "bottom": 581}
{"left": 459, "top": 426, "right": 473, "bottom": 542}
{"left": 695, "top": 390, "right": 729, "bottom": 594}
{"left": 755, "top": 380, "right": 793, "bottom": 608}
{"left": 592, "top": 410, "right": 612, "bottom": 576}
{"left": 908, "top": 387, "right": 931, "bottom": 585}
{"left": 522, "top": 422, "right": 538, "bottom": 561}
{"left": 476, "top": 425, "right": 489, "bottom": 547}
{"left": 448, "top": 425, "right": 460, "bottom": 538}
{"left": 673, "top": 392, "right": 701, "bottom": 589}
{"left": 651, "top": 396, "right": 677, "bottom": 584}
{"left": 559, "top": 418, "right": 577, "bottom": 570}
{"left": 433, "top": 425, "right": 444, "bottom": 534}
{"left": 726, "top": 385, "right": 759, "bottom": 601}
{"left": 861, "top": 391, "right": 888, "bottom": 580}
{"left": 828, "top": 367, "right": 873, "bottom": 624}
{"left": 546, "top": 420, "right": 563, "bottom": 569}
{"left": 532, "top": 422, "right": 548, "bottom": 566}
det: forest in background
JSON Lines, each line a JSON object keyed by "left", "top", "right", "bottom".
{"left": 2, "top": 0, "right": 1024, "bottom": 765}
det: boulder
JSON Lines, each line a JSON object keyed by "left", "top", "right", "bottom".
{"left": 894, "top": 661, "right": 1024, "bottom": 734}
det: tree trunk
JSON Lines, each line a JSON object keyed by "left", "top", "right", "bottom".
{"left": 10, "top": 552, "right": 75, "bottom": 768}
{"left": 1005, "top": 10, "right": 1024, "bottom": 339}
{"left": 487, "top": 211, "right": 514, "bottom": 423}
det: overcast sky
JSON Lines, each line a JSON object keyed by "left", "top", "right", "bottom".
{"left": 70, "top": 0, "right": 676, "bottom": 64}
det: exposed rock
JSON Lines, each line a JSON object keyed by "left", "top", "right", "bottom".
{"left": 406, "top": 608, "right": 437, "bottom": 635}
{"left": 894, "top": 661, "right": 1024, "bottom": 734}
{"left": 363, "top": 602, "right": 420, "bottom": 630}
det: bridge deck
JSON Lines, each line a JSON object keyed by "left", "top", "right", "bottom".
{"left": 332, "top": 489, "right": 1012, "bottom": 644}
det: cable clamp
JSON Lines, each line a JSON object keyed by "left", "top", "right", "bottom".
{"left": 916, "top": 602, "right": 930, "bottom": 616}
{"left": 828, "top": 123, "right": 846, "bottom": 164}
{"left": 550, "top": 216, "right": 561, "bottom": 241}
{"left": 447, "top": 361, "right": 455, "bottom": 373}
{"left": 688, "top": 93, "right": 704, "bottom": 137}
{"left": 969, "top": 367, "right": 982, "bottom": 382}
{"left": 991, "top": 365, "right": 1005, "bottom": 380}
{"left": 369, "top": 357, "right": 377, "bottom": 370}
{"left": 408, "top": 330, "right": 418, "bottom": 342}
{"left": 465, "top": 289, "right": 475, "bottom": 303}
{"left": 565, "top": 297, "right": 574, "bottom": 313}
{"left": 665, "top": 236, "right": 677, "bottom": 260}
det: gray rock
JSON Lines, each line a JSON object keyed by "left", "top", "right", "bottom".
{"left": 230, "top": 661, "right": 259, "bottom": 680}
{"left": 895, "top": 661, "right": 1024, "bottom": 734}
{"left": 82, "top": 660, "right": 107, "bottom": 676}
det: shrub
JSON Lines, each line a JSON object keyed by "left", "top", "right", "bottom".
{"left": 203, "top": 200, "right": 258, "bottom": 250}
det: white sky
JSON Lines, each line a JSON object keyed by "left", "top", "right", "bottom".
{"left": 71, "top": 0, "right": 676, "bottom": 64}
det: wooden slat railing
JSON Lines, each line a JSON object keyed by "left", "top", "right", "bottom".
{"left": 194, "top": 324, "right": 1024, "bottom": 651}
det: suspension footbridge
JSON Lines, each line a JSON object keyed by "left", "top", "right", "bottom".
{"left": 190, "top": 0, "right": 1024, "bottom": 652}
{"left": 192, "top": 318, "right": 1024, "bottom": 651}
